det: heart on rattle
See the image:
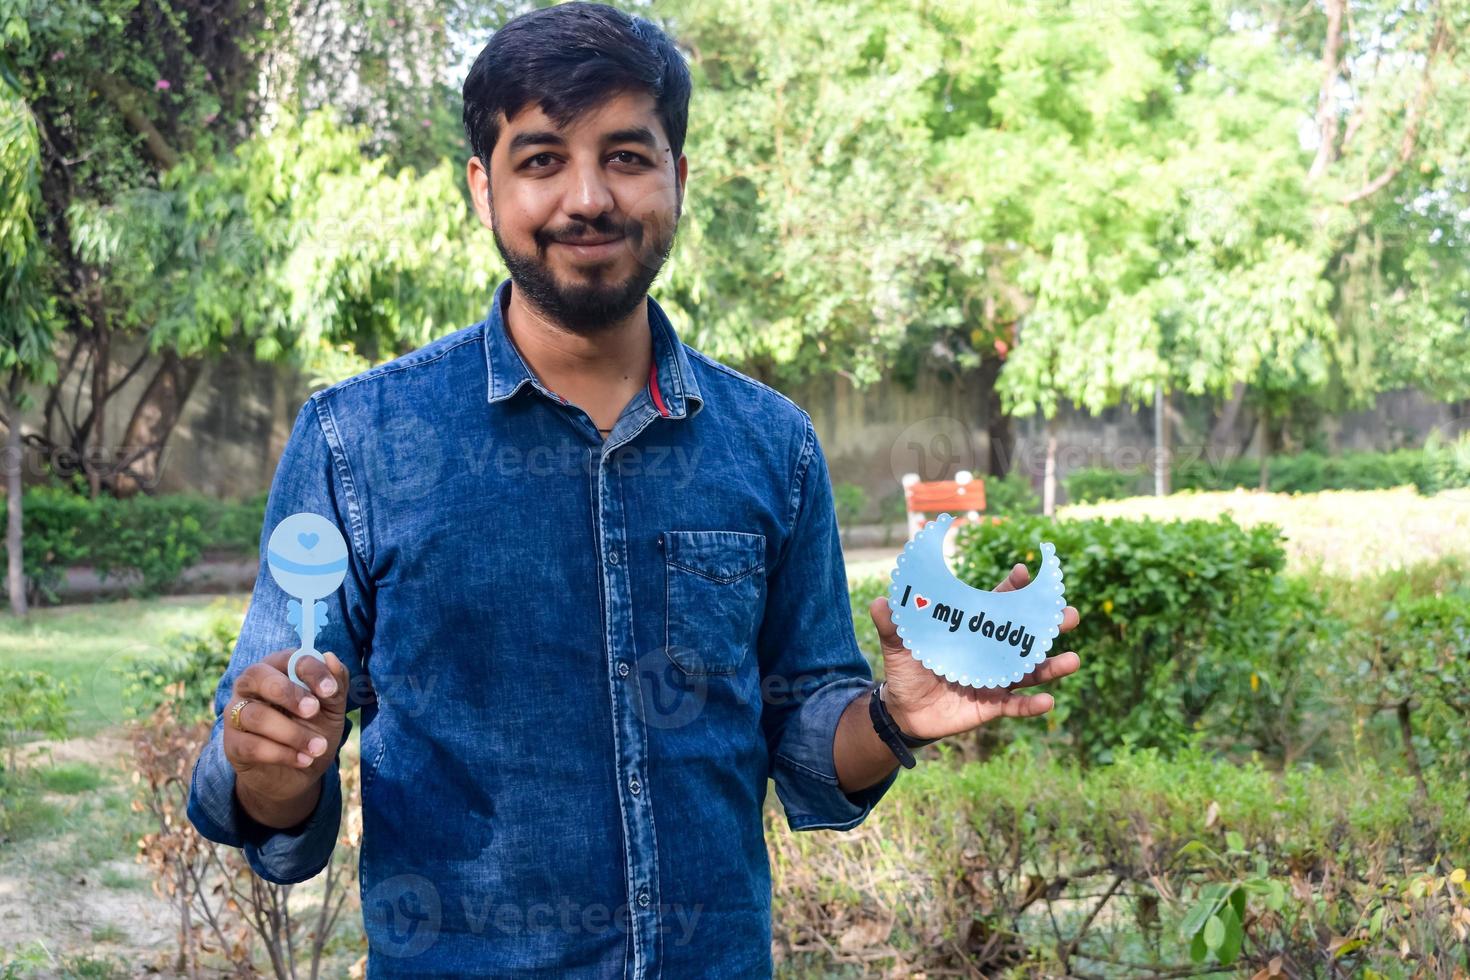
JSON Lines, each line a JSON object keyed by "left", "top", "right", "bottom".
{"left": 298, "top": 532, "right": 320, "bottom": 550}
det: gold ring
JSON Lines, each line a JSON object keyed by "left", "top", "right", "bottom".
{"left": 229, "top": 698, "right": 253, "bottom": 732}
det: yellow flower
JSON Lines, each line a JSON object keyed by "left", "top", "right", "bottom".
{"left": 1250, "top": 673, "right": 1260, "bottom": 693}
{"left": 1102, "top": 598, "right": 1114, "bottom": 615}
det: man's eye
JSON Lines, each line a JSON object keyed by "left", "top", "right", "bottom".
{"left": 524, "top": 153, "right": 555, "bottom": 169}
{"left": 611, "top": 151, "right": 647, "bottom": 165}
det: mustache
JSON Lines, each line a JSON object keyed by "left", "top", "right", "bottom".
{"left": 536, "top": 217, "right": 641, "bottom": 249}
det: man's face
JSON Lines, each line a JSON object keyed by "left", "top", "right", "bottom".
{"left": 468, "top": 89, "right": 687, "bottom": 334}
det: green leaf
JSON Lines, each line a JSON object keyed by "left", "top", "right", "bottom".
{"left": 1217, "top": 905, "right": 1243, "bottom": 966}
{"left": 1203, "top": 913, "right": 1225, "bottom": 951}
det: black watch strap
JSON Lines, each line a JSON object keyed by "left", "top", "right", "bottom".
{"left": 868, "top": 680, "right": 938, "bottom": 769}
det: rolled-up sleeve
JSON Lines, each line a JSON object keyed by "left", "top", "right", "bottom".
{"left": 186, "top": 393, "right": 374, "bottom": 884}
{"left": 757, "top": 413, "right": 898, "bottom": 831}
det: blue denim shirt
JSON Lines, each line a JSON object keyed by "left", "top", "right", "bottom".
{"left": 187, "top": 276, "right": 897, "bottom": 977}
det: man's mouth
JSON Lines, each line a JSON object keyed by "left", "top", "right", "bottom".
{"left": 552, "top": 234, "right": 626, "bottom": 261}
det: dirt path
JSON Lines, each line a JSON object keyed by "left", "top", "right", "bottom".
{"left": 1, "top": 730, "right": 190, "bottom": 977}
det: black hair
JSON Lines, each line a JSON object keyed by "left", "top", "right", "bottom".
{"left": 461, "top": 2, "right": 692, "bottom": 172}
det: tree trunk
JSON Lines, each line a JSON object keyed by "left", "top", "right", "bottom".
{"left": 1042, "top": 417, "right": 1058, "bottom": 516}
{"left": 111, "top": 352, "right": 204, "bottom": 498}
{"left": 1208, "top": 382, "right": 1248, "bottom": 462}
{"left": 1153, "top": 384, "right": 1171, "bottom": 496}
{"left": 1256, "top": 412, "right": 1272, "bottom": 491}
{"left": 88, "top": 307, "right": 109, "bottom": 498}
{"left": 5, "top": 376, "right": 27, "bottom": 617}
{"left": 980, "top": 357, "right": 1015, "bottom": 478}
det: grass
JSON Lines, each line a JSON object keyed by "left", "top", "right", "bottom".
{"left": 37, "top": 763, "right": 102, "bottom": 795}
{"left": 1059, "top": 485, "right": 1470, "bottom": 576}
{"left": 0, "top": 594, "right": 247, "bottom": 739}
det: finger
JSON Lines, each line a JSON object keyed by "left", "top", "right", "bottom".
{"left": 997, "top": 693, "right": 1054, "bottom": 718}
{"left": 294, "top": 652, "right": 348, "bottom": 709}
{"left": 994, "top": 562, "right": 1029, "bottom": 593}
{"left": 868, "top": 597, "right": 907, "bottom": 655}
{"left": 1060, "top": 605, "right": 1080, "bottom": 632}
{"left": 236, "top": 661, "right": 322, "bottom": 720}
{"left": 1010, "top": 651, "right": 1080, "bottom": 689}
{"left": 232, "top": 700, "right": 330, "bottom": 760}
{"left": 228, "top": 729, "right": 317, "bottom": 769}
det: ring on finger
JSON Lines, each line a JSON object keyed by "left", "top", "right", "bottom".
{"left": 229, "top": 698, "right": 254, "bottom": 732}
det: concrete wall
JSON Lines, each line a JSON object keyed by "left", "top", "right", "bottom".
{"left": 22, "top": 338, "right": 1462, "bottom": 514}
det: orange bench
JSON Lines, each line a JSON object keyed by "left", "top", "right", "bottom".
{"left": 901, "top": 471, "right": 993, "bottom": 554}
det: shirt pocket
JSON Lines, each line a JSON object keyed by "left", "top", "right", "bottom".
{"left": 661, "top": 529, "right": 766, "bottom": 676}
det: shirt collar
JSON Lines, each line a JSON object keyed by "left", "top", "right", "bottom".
{"left": 483, "top": 276, "right": 703, "bottom": 420}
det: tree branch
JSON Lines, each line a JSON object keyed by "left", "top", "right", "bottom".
{"left": 1307, "top": 0, "right": 1347, "bottom": 183}
{"left": 1339, "top": 12, "right": 1451, "bottom": 205}
{"left": 91, "top": 73, "right": 181, "bottom": 171}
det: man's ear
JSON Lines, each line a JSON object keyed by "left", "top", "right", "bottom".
{"left": 467, "top": 155, "right": 494, "bottom": 229}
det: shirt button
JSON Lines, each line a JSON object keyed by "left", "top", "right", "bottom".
{"left": 617, "top": 662, "right": 630, "bottom": 677}
{"left": 629, "top": 777, "right": 641, "bottom": 795}
{"left": 607, "top": 548, "right": 620, "bottom": 565}
{"left": 637, "top": 890, "right": 650, "bottom": 908}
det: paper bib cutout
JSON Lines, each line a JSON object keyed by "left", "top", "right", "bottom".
{"left": 888, "top": 512, "right": 1067, "bottom": 689}
{"left": 267, "top": 512, "right": 349, "bottom": 690}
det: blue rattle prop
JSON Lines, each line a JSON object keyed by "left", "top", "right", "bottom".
{"left": 888, "top": 512, "right": 1067, "bottom": 689}
{"left": 267, "top": 512, "right": 349, "bottom": 690}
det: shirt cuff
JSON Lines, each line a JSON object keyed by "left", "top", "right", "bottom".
{"left": 186, "top": 717, "right": 348, "bottom": 884}
{"left": 771, "top": 678, "right": 899, "bottom": 831}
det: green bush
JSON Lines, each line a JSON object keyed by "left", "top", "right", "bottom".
{"left": 951, "top": 514, "right": 1290, "bottom": 761}
{"left": 769, "top": 745, "right": 1470, "bottom": 977}
{"left": 1331, "top": 558, "right": 1470, "bottom": 775}
{"left": 120, "top": 615, "right": 240, "bottom": 726}
{"left": 980, "top": 470, "right": 1041, "bottom": 515}
{"left": 1063, "top": 465, "right": 1141, "bottom": 504}
{"left": 832, "top": 481, "right": 868, "bottom": 530}
{"left": 1066, "top": 437, "right": 1470, "bottom": 503}
{"left": 0, "top": 669, "right": 71, "bottom": 773}
{"left": 2, "top": 488, "right": 264, "bottom": 602}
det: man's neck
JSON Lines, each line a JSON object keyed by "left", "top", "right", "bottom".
{"left": 502, "top": 281, "right": 654, "bottom": 432}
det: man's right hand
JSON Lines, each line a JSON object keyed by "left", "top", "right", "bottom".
{"left": 223, "top": 648, "right": 350, "bottom": 824}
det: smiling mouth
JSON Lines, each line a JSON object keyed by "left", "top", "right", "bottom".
{"left": 552, "top": 235, "right": 627, "bottom": 263}
{"left": 556, "top": 235, "right": 623, "bottom": 247}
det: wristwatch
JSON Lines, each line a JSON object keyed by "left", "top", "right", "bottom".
{"left": 868, "top": 679, "right": 939, "bottom": 769}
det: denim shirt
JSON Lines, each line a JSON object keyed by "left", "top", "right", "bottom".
{"left": 186, "top": 276, "right": 897, "bottom": 978}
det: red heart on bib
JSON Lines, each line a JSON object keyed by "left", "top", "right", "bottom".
{"left": 914, "top": 594, "right": 929, "bottom": 609}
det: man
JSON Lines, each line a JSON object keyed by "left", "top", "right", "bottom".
{"left": 186, "top": 3, "right": 1080, "bottom": 977}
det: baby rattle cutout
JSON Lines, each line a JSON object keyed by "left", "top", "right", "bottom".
{"left": 888, "top": 512, "right": 1067, "bottom": 689}
{"left": 267, "top": 512, "right": 349, "bottom": 690}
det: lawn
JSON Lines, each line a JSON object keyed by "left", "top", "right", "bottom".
{"left": 0, "top": 595, "right": 247, "bottom": 740}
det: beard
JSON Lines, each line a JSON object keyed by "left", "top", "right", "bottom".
{"left": 490, "top": 197, "right": 681, "bottom": 336}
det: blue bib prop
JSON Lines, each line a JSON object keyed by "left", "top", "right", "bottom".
{"left": 888, "top": 513, "right": 1067, "bottom": 689}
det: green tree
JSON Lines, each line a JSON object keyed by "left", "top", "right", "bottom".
{"left": 0, "top": 24, "right": 59, "bottom": 614}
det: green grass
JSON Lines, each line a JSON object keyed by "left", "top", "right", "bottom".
{"left": 37, "top": 763, "right": 102, "bottom": 795}
{"left": 0, "top": 594, "right": 247, "bottom": 739}
{"left": 98, "top": 865, "right": 146, "bottom": 890}
{"left": 44, "top": 789, "right": 151, "bottom": 878}
{"left": 1059, "top": 486, "right": 1470, "bottom": 576}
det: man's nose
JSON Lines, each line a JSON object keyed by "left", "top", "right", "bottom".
{"left": 562, "top": 156, "right": 615, "bottom": 221}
